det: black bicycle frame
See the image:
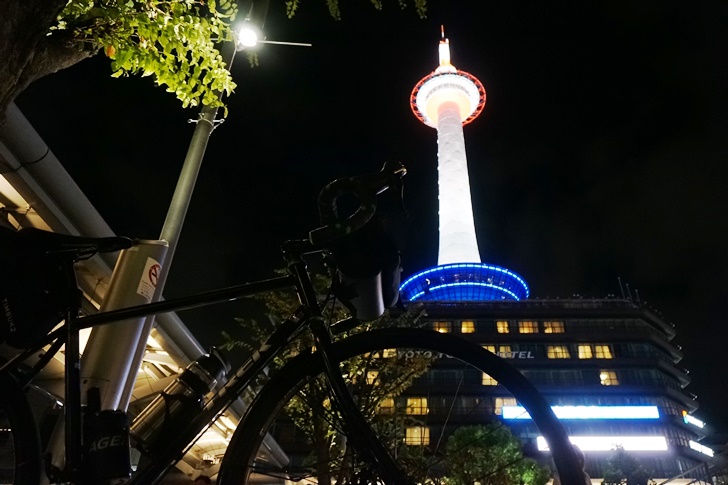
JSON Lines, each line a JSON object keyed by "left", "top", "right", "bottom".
{"left": 1, "top": 240, "right": 404, "bottom": 485}
{"left": 128, "top": 244, "right": 409, "bottom": 485}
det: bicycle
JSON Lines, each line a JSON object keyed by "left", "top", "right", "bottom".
{"left": 0, "top": 161, "right": 583, "bottom": 485}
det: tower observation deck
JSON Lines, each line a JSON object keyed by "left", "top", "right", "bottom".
{"left": 399, "top": 32, "right": 529, "bottom": 302}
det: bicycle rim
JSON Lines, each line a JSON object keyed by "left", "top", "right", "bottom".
{"left": 0, "top": 374, "right": 42, "bottom": 485}
{"left": 218, "top": 328, "right": 579, "bottom": 485}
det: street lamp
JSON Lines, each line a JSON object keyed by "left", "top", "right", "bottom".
{"left": 80, "top": 10, "right": 309, "bottom": 412}
{"left": 235, "top": 20, "right": 312, "bottom": 50}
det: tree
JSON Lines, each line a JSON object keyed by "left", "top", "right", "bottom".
{"left": 601, "top": 446, "right": 651, "bottom": 485}
{"left": 443, "top": 424, "right": 551, "bottom": 485}
{"left": 0, "top": 0, "right": 427, "bottom": 122}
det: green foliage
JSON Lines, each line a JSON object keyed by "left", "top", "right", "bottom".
{"left": 53, "top": 0, "right": 237, "bottom": 109}
{"left": 601, "top": 446, "right": 651, "bottom": 485}
{"left": 50, "top": 1, "right": 426, "bottom": 111}
{"left": 444, "top": 424, "right": 551, "bottom": 485}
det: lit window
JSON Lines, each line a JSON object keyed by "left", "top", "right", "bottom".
{"left": 405, "top": 426, "right": 430, "bottom": 445}
{"left": 482, "top": 344, "right": 496, "bottom": 353}
{"left": 518, "top": 321, "right": 538, "bottom": 333}
{"left": 366, "top": 370, "right": 379, "bottom": 385}
{"left": 461, "top": 321, "right": 476, "bottom": 333}
{"left": 406, "top": 397, "right": 428, "bottom": 415}
{"left": 482, "top": 373, "right": 498, "bottom": 386}
{"left": 495, "top": 397, "right": 518, "bottom": 415}
{"left": 498, "top": 345, "right": 512, "bottom": 356}
{"left": 496, "top": 321, "right": 510, "bottom": 333}
{"left": 547, "top": 345, "right": 571, "bottom": 359}
{"left": 434, "top": 321, "right": 451, "bottom": 333}
{"left": 378, "top": 398, "right": 395, "bottom": 415}
{"left": 595, "top": 345, "right": 613, "bottom": 359}
{"left": 600, "top": 371, "right": 619, "bottom": 386}
{"left": 544, "top": 321, "right": 565, "bottom": 333}
{"left": 578, "top": 345, "right": 593, "bottom": 359}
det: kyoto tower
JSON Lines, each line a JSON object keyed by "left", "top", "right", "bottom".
{"left": 399, "top": 30, "right": 529, "bottom": 302}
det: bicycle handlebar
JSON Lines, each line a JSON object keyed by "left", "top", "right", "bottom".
{"left": 308, "top": 161, "right": 407, "bottom": 246}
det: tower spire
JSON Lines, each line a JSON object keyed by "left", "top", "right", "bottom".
{"left": 400, "top": 33, "right": 529, "bottom": 302}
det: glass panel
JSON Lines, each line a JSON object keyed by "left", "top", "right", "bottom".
{"left": 496, "top": 321, "right": 510, "bottom": 333}
{"left": 600, "top": 370, "right": 619, "bottom": 386}
{"left": 494, "top": 397, "right": 518, "bottom": 415}
{"left": 482, "top": 373, "right": 498, "bottom": 386}
{"left": 547, "top": 345, "right": 571, "bottom": 359}
{"left": 460, "top": 320, "right": 475, "bottom": 333}
{"left": 433, "top": 321, "right": 451, "bottom": 333}
{"left": 518, "top": 321, "right": 538, "bottom": 333}
{"left": 366, "top": 370, "right": 379, "bottom": 385}
{"left": 578, "top": 345, "right": 593, "bottom": 359}
{"left": 378, "top": 397, "right": 395, "bottom": 414}
{"left": 406, "top": 397, "right": 429, "bottom": 415}
{"left": 405, "top": 426, "right": 430, "bottom": 445}
{"left": 595, "top": 345, "right": 613, "bottom": 359}
{"left": 544, "top": 321, "right": 565, "bottom": 333}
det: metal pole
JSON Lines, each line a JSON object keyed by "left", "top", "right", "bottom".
{"left": 117, "top": 41, "right": 238, "bottom": 410}
{"left": 80, "top": 41, "right": 237, "bottom": 412}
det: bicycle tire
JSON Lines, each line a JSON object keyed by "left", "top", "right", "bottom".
{"left": 0, "top": 373, "right": 42, "bottom": 485}
{"left": 218, "top": 328, "right": 582, "bottom": 485}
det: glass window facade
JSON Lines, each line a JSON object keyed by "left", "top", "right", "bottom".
{"left": 482, "top": 373, "right": 498, "bottom": 386}
{"left": 405, "top": 427, "right": 430, "bottom": 445}
{"left": 461, "top": 320, "right": 476, "bottom": 333}
{"left": 547, "top": 345, "right": 571, "bottom": 359}
{"left": 544, "top": 321, "right": 565, "bottom": 333}
{"left": 497, "top": 320, "right": 510, "bottom": 333}
{"left": 600, "top": 370, "right": 620, "bottom": 386}
{"left": 433, "top": 321, "right": 451, "bottom": 333}
{"left": 406, "top": 397, "right": 429, "bottom": 415}
{"left": 378, "top": 398, "right": 395, "bottom": 415}
{"left": 366, "top": 370, "right": 379, "bottom": 385}
{"left": 595, "top": 345, "right": 613, "bottom": 359}
{"left": 494, "top": 397, "right": 518, "bottom": 415}
{"left": 578, "top": 345, "right": 593, "bottom": 359}
{"left": 518, "top": 321, "right": 538, "bottom": 333}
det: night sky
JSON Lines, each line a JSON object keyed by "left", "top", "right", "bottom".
{"left": 16, "top": 1, "right": 728, "bottom": 431}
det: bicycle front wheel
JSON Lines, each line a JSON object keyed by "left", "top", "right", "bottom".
{"left": 218, "top": 328, "right": 581, "bottom": 485}
{"left": 0, "top": 374, "right": 42, "bottom": 485}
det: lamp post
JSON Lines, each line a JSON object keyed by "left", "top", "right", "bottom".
{"left": 79, "top": 8, "right": 310, "bottom": 413}
{"left": 79, "top": 38, "right": 237, "bottom": 413}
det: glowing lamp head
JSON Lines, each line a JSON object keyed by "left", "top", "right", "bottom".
{"left": 235, "top": 21, "right": 262, "bottom": 50}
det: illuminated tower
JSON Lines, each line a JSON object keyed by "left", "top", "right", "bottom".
{"left": 399, "top": 31, "right": 529, "bottom": 301}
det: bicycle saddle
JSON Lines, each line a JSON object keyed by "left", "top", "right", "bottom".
{"left": 1, "top": 227, "right": 133, "bottom": 259}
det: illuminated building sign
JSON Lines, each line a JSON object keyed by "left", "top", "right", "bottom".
{"left": 682, "top": 410, "right": 705, "bottom": 428}
{"left": 537, "top": 436, "right": 668, "bottom": 452}
{"left": 497, "top": 351, "right": 534, "bottom": 359}
{"left": 689, "top": 440, "right": 714, "bottom": 457}
{"left": 503, "top": 405, "right": 659, "bottom": 420}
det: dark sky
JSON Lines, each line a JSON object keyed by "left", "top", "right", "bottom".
{"left": 16, "top": 1, "right": 728, "bottom": 430}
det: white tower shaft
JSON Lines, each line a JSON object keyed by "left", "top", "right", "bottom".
{"left": 436, "top": 101, "right": 481, "bottom": 265}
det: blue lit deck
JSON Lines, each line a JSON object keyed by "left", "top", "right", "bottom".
{"left": 399, "top": 263, "right": 529, "bottom": 301}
